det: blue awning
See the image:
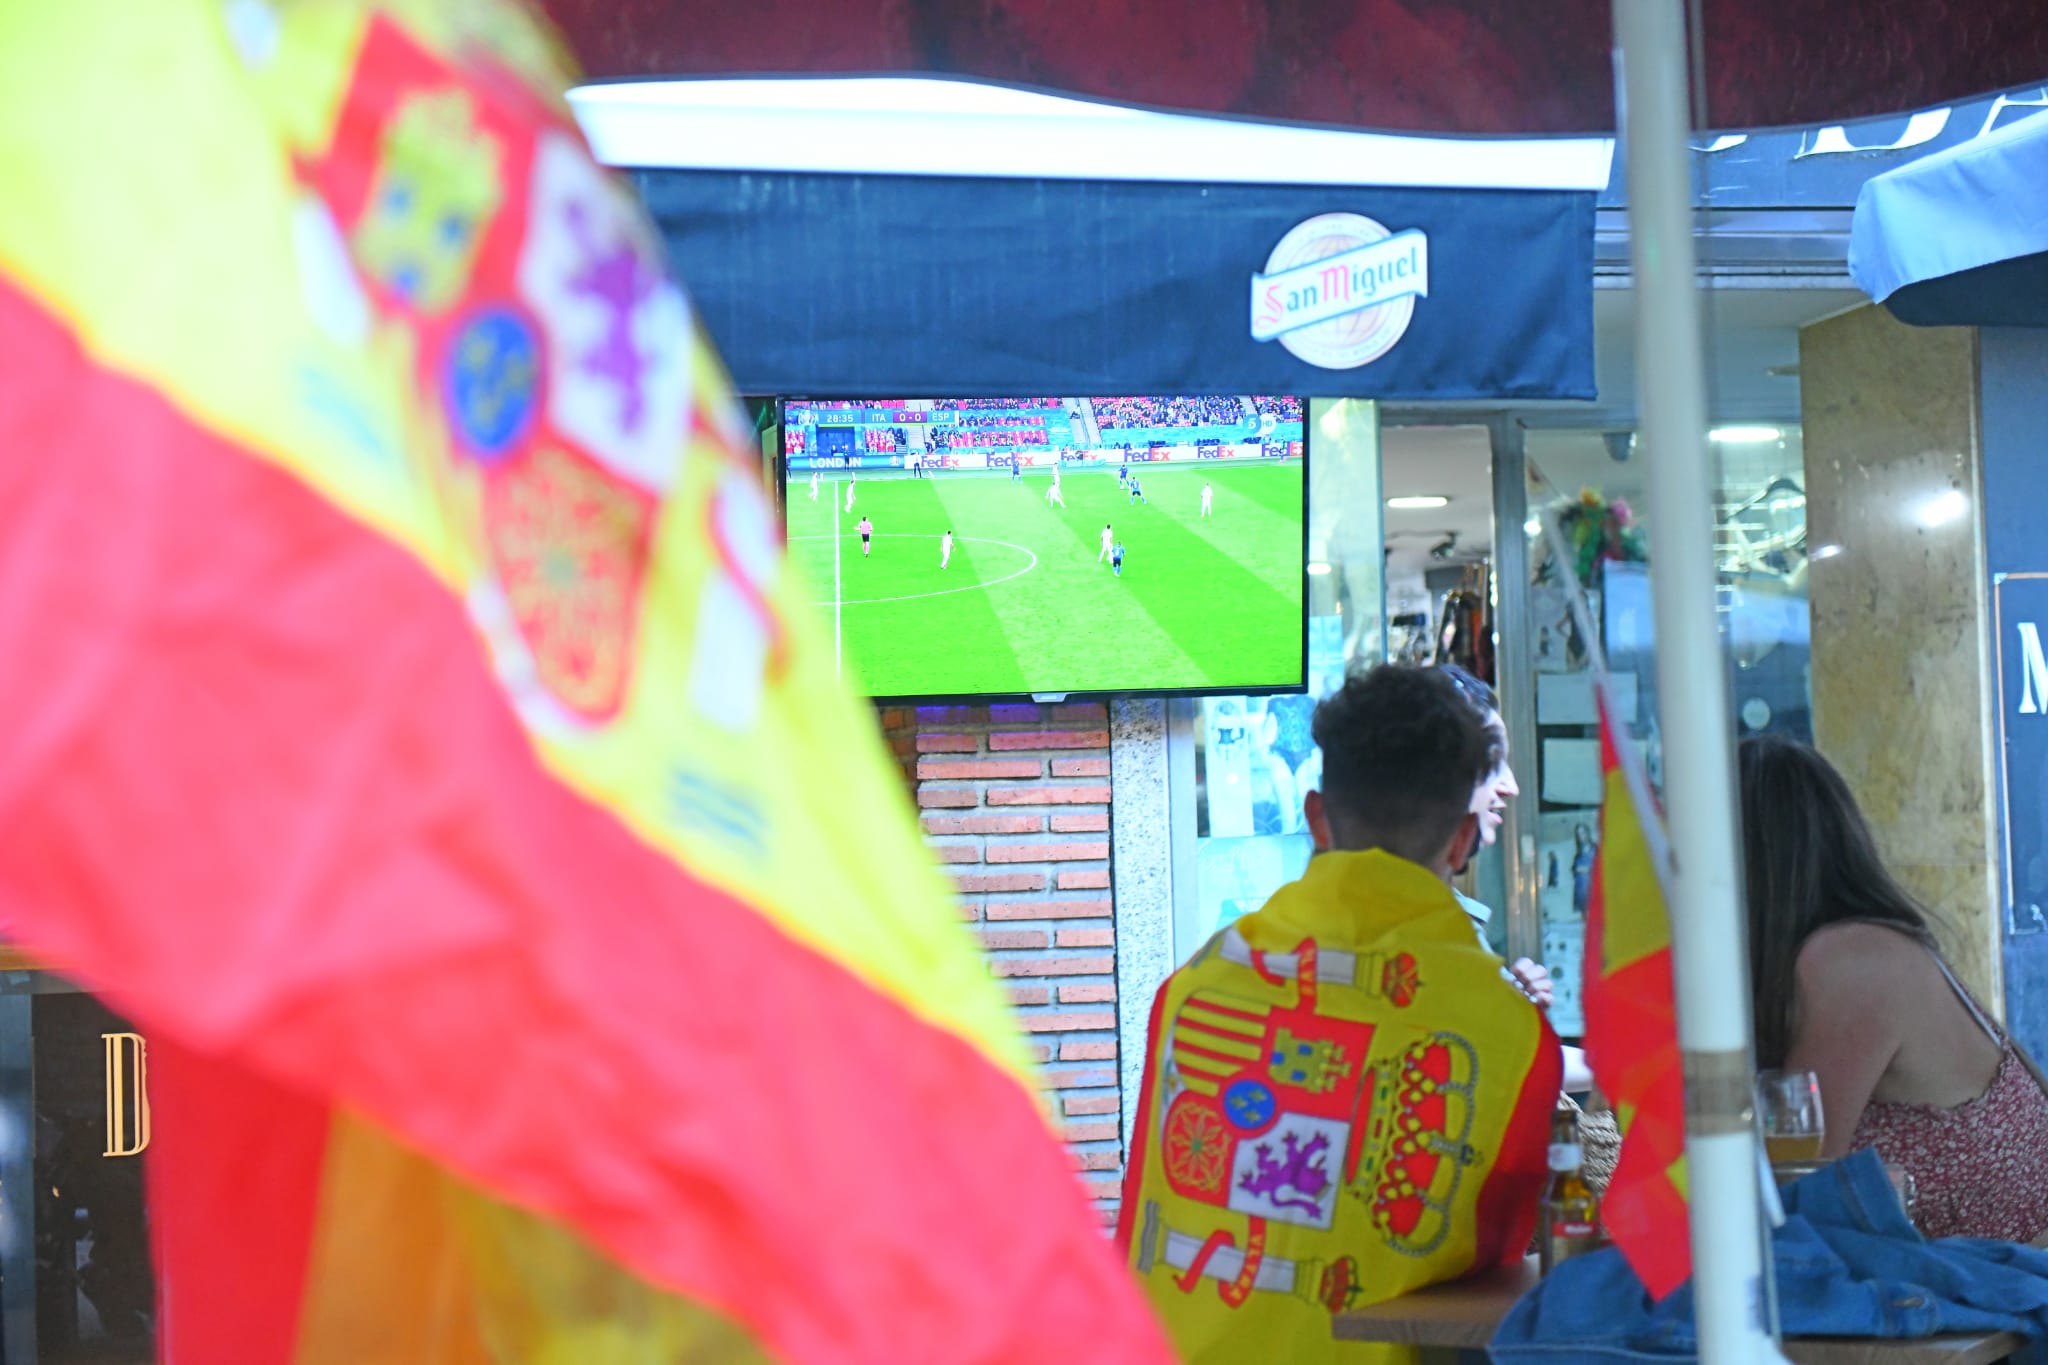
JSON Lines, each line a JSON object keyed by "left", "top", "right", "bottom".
{"left": 575, "top": 80, "right": 1609, "bottom": 400}
{"left": 1849, "top": 110, "right": 2048, "bottom": 327}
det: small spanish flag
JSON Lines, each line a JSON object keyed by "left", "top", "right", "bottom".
{"left": 0, "top": 3, "right": 1169, "bottom": 1360}
{"left": 1583, "top": 684, "right": 1692, "bottom": 1299}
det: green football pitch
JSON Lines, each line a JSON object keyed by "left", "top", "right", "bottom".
{"left": 786, "top": 461, "right": 1304, "bottom": 697}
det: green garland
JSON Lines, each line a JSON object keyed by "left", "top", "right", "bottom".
{"left": 1536, "top": 488, "right": 1649, "bottom": 587}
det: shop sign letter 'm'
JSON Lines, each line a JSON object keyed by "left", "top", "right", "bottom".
{"left": 2019, "top": 623, "right": 2048, "bottom": 715}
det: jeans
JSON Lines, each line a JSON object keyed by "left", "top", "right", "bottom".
{"left": 1490, "top": 1149, "right": 2048, "bottom": 1362}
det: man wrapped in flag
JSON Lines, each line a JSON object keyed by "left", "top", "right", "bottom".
{"left": 0, "top": 2, "right": 1170, "bottom": 1360}
{"left": 1118, "top": 666, "right": 1560, "bottom": 1362}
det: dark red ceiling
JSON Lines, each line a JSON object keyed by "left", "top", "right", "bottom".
{"left": 539, "top": 0, "right": 2048, "bottom": 135}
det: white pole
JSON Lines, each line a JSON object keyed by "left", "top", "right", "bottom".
{"left": 1611, "top": 4, "right": 1786, "bottom": 1363}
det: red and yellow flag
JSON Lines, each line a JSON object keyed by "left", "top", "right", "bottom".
{"left": 1117, "top": 851, "right": 1560, "bottom": 1363}
{"left": 1583, "top": 686, "right": 1691, "bottom": 1299}
{"left": 0, "top": 3, "right": 1169, "bottom": 1361}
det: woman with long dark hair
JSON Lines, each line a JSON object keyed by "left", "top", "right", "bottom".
{"left": 1741, "top": 735, "right": 2048, "bottom": 1240}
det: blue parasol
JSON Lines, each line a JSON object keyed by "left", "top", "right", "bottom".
{"left": 1850, "top": 110, "right": 2048, "bottom": 327}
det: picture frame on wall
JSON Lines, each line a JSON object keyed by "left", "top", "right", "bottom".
{"left": 1543, "top": 917, "right": 1588, "bottom": 1037}
{"left": 1538, "top": 807, "right": 1602, "bottom": 926}
{"left": 1531, "top": 585, "right": 1599, "bottom": 673}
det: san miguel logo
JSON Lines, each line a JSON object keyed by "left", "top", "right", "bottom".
{"left": 1250, "top": 213, "right": 1429, "bottom": 371}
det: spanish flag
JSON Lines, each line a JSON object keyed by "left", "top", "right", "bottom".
{"left": 1583, "top": 684, "right": 1691, "bottom": 1299}
{"left": 1117, "top": 850, "right": 1560, "bottom": 1362}
{"left": 0, "top": 4, "right": 1169, "bottom": 1360}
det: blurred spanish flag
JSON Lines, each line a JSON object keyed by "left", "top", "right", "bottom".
{"left": 0, "top": 3, "right": 1169, "bottom": 1360}
{"left": 1584, "top": 683, "right": 1691, "bottom": 1300}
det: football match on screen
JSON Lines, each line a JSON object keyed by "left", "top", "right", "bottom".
{"left": 782, "top": 396, "right": 1308, "bottom": 699}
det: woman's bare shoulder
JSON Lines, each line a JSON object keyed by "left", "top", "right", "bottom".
{"left": 1794, "top": 921, "right": 1929, "bottom": 995}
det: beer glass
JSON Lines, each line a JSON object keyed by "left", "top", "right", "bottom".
{"left": 1757, "top": 1069, "right": 1826, "bottom": 1162}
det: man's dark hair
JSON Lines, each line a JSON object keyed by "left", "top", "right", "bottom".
{"left": 1312, "top": 664, "right": 1495, "bottom": 864}
{"left": 1438, "top": 663, "right": 1499, "bottom": 719}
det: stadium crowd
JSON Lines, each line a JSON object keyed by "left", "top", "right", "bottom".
{"left": 934, "top": 397, "right": 1063, "bottom": 412}
{"left": 930, "top": 427, "right": 1051, "bottom": 450}
{"left": 1093, "top": 395, "right": 1249, "bottom": 429}
{"left": 954, "top": 413, "right": 1050, "bottom": 430}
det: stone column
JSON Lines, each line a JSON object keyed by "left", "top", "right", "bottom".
{"left": 1109, "top": 699, "right": 1172, "bottom": 1158}
{"left": 1800, "top": 304, "right": 2002, "bottom": 1009}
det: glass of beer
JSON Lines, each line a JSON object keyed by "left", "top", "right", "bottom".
{"left": 1757, "top": 1069, "right": 1826, "bottom": 1162}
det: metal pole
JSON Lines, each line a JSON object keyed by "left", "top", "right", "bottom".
{"left": 1611, "top": 4, "right": 1785, "bottom": 1362}
{"left": 1487, "top": 417, "right": 1541, "bottom": 967}
{"left": 0, "top": 989, "right": 34, "bottom": 1365}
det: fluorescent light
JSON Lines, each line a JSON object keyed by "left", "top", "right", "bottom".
{"left": 1709, "top": 425, "right": 1783, "bottom": 444}
{"left": 567, "top": 78, "right": 1616, "bottom": 190}
{"left": 1387, "top": 495, "right": 1450, "bottom": 510}
{"left": 1915, "top": 489, "right": 1969, "bottom": 528}
{"left": 1524, "top": 517, "right": 1543, "bottom": 537}
{"left": 1306, "top": 562, "right": 1333, "bottom": 576}
{"left": 1809, "top": 542, "right": 1843, "bottom": 561}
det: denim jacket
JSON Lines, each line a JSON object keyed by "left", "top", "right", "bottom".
{"left": 1491, "top": 1149, "right": 2048, "bottom": 1362}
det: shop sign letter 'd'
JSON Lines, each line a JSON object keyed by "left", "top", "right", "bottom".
{"left": 1251, "top": 214, "right": 1428, "bottom": 371}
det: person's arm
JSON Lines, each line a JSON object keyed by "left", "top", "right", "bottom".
{"left": 1779, "top": 923, "right": 1909, "bottom": 1158}
{"left": 1509, "top": 957, "right": 1555, "bottom": 1009}
{"left": 1500, "top": 958, "right": 1591, "bottom": 1085}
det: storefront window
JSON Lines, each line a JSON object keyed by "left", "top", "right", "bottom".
{"left": 1519, "top": 424, "right": 1812, "bottom": 1033}
{"left": 0, "top": 979, "right": 155, "bottom": 1364}
{"left": 1178, "top": 399, "right": 1383, "bottom": 959}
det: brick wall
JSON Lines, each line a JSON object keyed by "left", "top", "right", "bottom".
{"left": 907, "top": 701, "right": 1125, "bottom": 1226}
{"left": 877, "top": 707, "right": 920, "bottom": 794}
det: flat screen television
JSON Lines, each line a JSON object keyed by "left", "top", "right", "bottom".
{"left": 779, "top": 396, "right": 1308, "bottom": 702}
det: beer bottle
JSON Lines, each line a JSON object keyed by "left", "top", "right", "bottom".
{"left": 1540, "top": 1103, "right": 1602, "bottom": 1274}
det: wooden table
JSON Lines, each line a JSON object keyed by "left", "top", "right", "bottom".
{"left": 1330, "top": 1256, "right": 2026, "bottom": 1364}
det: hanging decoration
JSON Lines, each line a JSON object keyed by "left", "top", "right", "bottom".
{"left": 1536, "top": 488, "right": 1650, "bottom": 588}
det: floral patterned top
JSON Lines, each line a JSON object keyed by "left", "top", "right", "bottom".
{"left": 1849, "top": 958, "right": 2048, "bottom": 1243}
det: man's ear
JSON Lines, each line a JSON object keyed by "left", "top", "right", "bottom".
{"left": 1445, "top": 812, "right": 1481, "bottom": 875}
{"left": 1304, "top": 790, "right": 1331, "bottom": 852}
